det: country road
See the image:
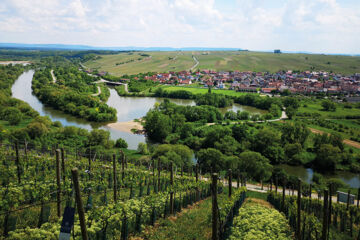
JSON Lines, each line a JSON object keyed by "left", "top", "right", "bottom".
{"left": 190, "top": 55, "right": 199, "bottom": 71}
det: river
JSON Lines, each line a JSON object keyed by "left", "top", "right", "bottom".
{"left": 11, "top": 70, "right": 264, "bottom": 150}
{"left": 278, "top": 164, "right": 360, "bottom": 189}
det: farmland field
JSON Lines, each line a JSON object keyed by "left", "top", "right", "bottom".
{"left": 154, "top": 85, "right": 255, "bottom": 97}
{"left": 84, "top": 51, "right": 360, "bottom": 76}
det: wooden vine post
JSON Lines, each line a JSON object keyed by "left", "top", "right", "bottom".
{"left": 237, "top": 174, "right": 240, "bottom": 189}
{"left": 61, "top": 148, "right": 66, "bottom": 183}
{"left": 196, "top": 164, "right": 199, "bottom": 201}
{"left": 88, "top": 146, "right": 91, "bottom": 172}
{"left": 328, "top": 184, "right": 332, "bottom": 227}
{"left": 15, "top": 141, "right": 21, "bottom": 183}
{"left": 322, "top": 189, "right": 329, "bottom": 240}
{"left": 282, "top": 179, "right": 286, "bottom": 211}
{"left": 121, "top": 150, "right": 125, "bottom": 180}
{"left": 347, "top": 190, "right": 351, "bottom": 210}
{"left": 157, "top": 158, "right": 161, "bottom": 193}
{"left": 228, "top": 169, "right": 232, "bottom": 197}
{"left": 56, "top": 149, "right": 61, "bottom": 218}
{"left": 211, "top": 173, "right": 218, "bottom": 240}
{"left": 170, "top": 162, "right": 174, "bottom": 215}
{"left": 24, "top": 139, "right": 28, "bottom": 166}
{"left": 297, "top": 179, "right": 301, "bottom": 240}
{"left": 357, "top": 188, "right": 360, "bottom": 208}
{"left": 113, "top": 154, "right": 117, "bottom": 203}
{"left": 152, "top": 158, "right": 155, "bottom": 191}
{"left": 71, "top": 168, "right": 88, "bottom": 240}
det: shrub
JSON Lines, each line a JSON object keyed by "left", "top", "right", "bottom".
{"left": 229, "top": 202, "right": 292, "bottom": 240}
{"left": 115, "top": 138, "right": 128, "bottom": 148}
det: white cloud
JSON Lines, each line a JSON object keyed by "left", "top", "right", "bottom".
{"left": 0, "top": 0, "right": 359, "bottom": 53}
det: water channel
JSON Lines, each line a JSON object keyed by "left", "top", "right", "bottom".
{"left": 11, "top": 70, "right": 360, "bottom": 187}
{"left": 12, "top": 70, "right": 264, "bottom": 149}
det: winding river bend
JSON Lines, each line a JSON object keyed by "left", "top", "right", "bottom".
{"left": 11, "top": 70, "right": 360, "bottom": 187}
{"left": 12, "top": 70, "right": 264, "bottom": 149}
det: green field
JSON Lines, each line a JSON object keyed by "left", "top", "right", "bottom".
{"left": 85, "top": 51, "right": 194, "bottom": 75}
{"left": 298, "top": 99, "right": 360, "bottom": 118}
{"left": 84, "top": 51, "right": 360, "bottom": 76}
{"left": 155, "top": 85, "right": 256, "bottom": 97}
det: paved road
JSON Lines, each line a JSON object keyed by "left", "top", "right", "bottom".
{"left": 225, "top": 180, "right": 353, "bottom": 205}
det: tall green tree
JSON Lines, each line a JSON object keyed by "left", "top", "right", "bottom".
{"left": 144, "top": 110, "right": 172, "bottom": 142}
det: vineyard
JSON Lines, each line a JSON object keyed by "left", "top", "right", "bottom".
{"left": 1, "top": 141, "right": 360, "bottom": 239}
{"left": 0, "top": 142, "right": 249, "bottom": 240}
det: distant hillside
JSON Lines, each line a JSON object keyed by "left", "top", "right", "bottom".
{"left": 0, "top": 43, "right": 241, "bottom": 51}
{"left": 84, "top": 51, "right": 360, "bottom": 76}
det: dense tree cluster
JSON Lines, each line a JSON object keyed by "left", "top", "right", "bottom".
{"left": 144, "top": 99, "right": 359, "bottom": 181}
{"left": 234, "top": 94, "right": 282, "bottom": 110}
{"left": 0, "top": 65, "right": 38, "bottom": 125}
{"left": 33, "top": 68, "right": 116, "bottom": 122}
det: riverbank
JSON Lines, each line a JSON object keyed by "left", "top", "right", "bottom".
{"left": 0, "top": 61, "right": 31, "bottom": 65}
{"left": 107, "top": 120, "right": 143, "bottom": 134}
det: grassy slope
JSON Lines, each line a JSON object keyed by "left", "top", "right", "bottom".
{"left": 85, "top": 52, "right": 194, "bottom": 76}
{"left": 85, "top": 51, "right": 360, "bottom": 76}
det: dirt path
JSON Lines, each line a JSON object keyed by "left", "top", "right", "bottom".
{"left": 50, "top": 69, "right": 57, "bottom": 83}
{"left": 309, "top": 127, "right": 360, "bottom": 149}
{"left": 91, "top": 85, "right": 101, "bottom": 96}
{"left": 190, "top": 55, "right": 199, "bottom": 71}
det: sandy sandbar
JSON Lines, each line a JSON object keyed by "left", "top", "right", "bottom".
{"left": 0, "top": 61, "right": 31, "bottom": 65}
{"left": 107, "top": 120, "right": 143, "bottom": 134}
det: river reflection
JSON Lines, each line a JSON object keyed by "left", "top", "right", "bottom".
{"left": 278, "top": 164, "right": 360, "bottom": 188}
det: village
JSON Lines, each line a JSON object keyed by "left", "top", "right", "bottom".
{"left": 138, "top": 69, "right": 360, "bottom": 95}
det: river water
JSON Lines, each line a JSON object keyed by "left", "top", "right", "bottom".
{"left": 278, "top": 164, "right": 360, "bottom": 189}
{"left": 11, "top": 70, "right": 360, "bottom": 187}
{"left": 11, "top": 70, "right": 263, "bottom": 149}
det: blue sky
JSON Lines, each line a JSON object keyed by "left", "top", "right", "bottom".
{"left": 0, "top": 0, "right": 359, "bottom": 54}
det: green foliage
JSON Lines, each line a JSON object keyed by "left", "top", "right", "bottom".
{"left": 32, "top": 68, "right": 116, "bottom": 122}
{"left": 144, "top": 110, "right": 172, "bottom": 142}
{"left": 115, "top": 138, "right": 128, "bottom": 148}
{"left": 195, "top": 93, "right": 233, "bottom": 108}
{"left": 2, "top": 107, "right": 22, "bottom": 125}
{"left": 197, "top": 148, "right": 224, "bottom": 173}
{"left": 152, "top": 144, "right": 192, "bottom": 167}
{"left": 285, "top": 106, "right": 297, "bottom": 119}
{"left": 235, "top": 94, "right": 281, "bottom": 110}
{"left": 229, "top": 202, "right": 292, "bottom": 240}
{"left": 238, "top": 151, "right": 272, "bottom": 181}
{"left": 137, "top": 142, "right": 149, "bottom": 155}
{"left": 322, "top": 99, "right": 336, "bottom": 112}
{"left": 128, "top": 79, "right": 157, "bottom": 92}
{"left": 314, "top": 144, "right": 341, "bottom": 171}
